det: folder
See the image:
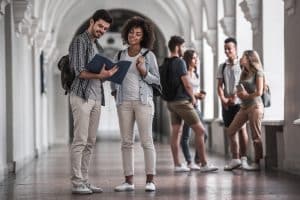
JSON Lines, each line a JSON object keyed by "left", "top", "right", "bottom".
{"left": 87, "top": 54, "right": 131, "bottom": 84}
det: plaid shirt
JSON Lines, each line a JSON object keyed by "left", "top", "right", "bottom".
{"left": 69, "top": 31, "right": 105, "bottom": 105}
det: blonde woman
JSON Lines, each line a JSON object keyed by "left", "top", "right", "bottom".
{"left": 226, "top": 50, "right": 264, "bottom": 171}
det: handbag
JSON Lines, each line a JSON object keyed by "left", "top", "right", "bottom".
{"left": 256, "top": 71, "right": 271, "bottom": 107}
{"left": 261, "top": 85, "right": 271, "bottom": 107}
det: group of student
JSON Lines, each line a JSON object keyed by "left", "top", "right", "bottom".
{"left": 67, "top": 9, "right": 265, "bottom": 195}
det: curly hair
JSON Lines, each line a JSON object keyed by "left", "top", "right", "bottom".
{"left": 121, "top": 16, "right": 155, "bottom": 49}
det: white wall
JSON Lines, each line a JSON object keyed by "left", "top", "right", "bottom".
{"left": 262, "top": 0, "right": 284, "bottom": 120}
{"left": 12, "top": 34, "right": 35, "bottom": 169}
{"left": 236, "top": 0, "right": 252, "bottom": 55}
{"left": 0, "top": 17, "right": 7, "bottom": 180}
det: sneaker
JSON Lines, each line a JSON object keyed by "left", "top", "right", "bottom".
{"left": 72, "top": 184, "right": 93, "bottom": 194}
{"left": 200, "top": 163, "right": 218, "bottom": 172}
{"left": 114, "top": 182, "right": 135, "bottom": 192}
{"left": 85, "top": 183, "right": 103, "bottom": 193}
{"left": 241, "top": 156, "right": 251, "bottom": 169}
{"left": 224, "top": 159, "right": 242, "bottom": 171}
{"left": 174, "top": 163, "right": 190, "bottom": 172}
{"left": 188, "top": 163, "right": 201, "bottom": 171}
{"left": 243, "top": 163, "right": 260, "bottom": 171}
{"left": 145, "top": 182, "right": 156, "bottom": 192}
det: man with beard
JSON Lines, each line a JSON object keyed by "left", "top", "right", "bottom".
{"left": 165, "top": 36, "right": 218, "bottom": 173}
{"left": 69, "top": 9, "right": 118, "bottom": 194}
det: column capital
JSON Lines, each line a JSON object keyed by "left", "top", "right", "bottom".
{"left": 13, "top": 0, "right": 33, "bottom": 36}
{"left": 0, "top": 0, "right": 11, "bottom": 19}
{"left": 239, "top": 0, "right": 261, "bottom": 34}
{"left": 284, "top": 0, "right": 296, "bottom": 16}
{"left": 219, "top": 17, "right": 235, "bottom": 37}
{"left": 203, "top": 29, "right": 217, "bottom": 54}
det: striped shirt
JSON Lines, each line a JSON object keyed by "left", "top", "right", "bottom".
{"left": 69, "top": 31, "right": 105, "bottom": 105}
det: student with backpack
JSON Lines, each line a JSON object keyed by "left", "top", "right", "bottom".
{"left": 164, "top": 36, "right": 218, "bottom": 173}
{"left": 68, "top": 10, "right": 118, "bottom": 194}
{"left": 216, "top": 38, "right": 250, "bottom": 171}
{"left": 111, "top": 16, "right": 160, "bottom": 192}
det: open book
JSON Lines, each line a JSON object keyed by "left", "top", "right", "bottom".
{"left": 87, "top": 54, "right": 131, "bottom": 84}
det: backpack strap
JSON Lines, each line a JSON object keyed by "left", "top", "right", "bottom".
{"left": 117, "top": 50, "right": 122, "bottom": 61}
{"left": 222, "top": 62, "right": 227, "bottom": 88}
{"left": 222, "top": 62, "right": 226, "bottom": 78}
{"left": 141, "top": 50, "right": 150, "bottom": 57}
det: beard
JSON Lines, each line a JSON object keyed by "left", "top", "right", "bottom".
{"left": 92, "top": 27, "right": 103, "bottom": 39}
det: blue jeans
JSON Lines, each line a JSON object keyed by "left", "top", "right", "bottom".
{"left": 180, "top": 106, "right": 207, "bottom": 164}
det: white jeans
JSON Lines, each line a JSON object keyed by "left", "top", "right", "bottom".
{"left": 117, "top": 100, "right": 156, "bottom": 176}
{"left": 70, "top": 95, "right": 101, "bottom": 186}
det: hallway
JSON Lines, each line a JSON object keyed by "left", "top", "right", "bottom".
{"left": 1, "top": 141, "right": 300, "bottom": 200}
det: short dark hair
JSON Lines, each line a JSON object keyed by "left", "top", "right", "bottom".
{"left": 91, "top": 9, "right": 113, "bottom": 24}
{"left": 168, "top": 36, "right": 185, "bottom": 52}
{"left": 224, "top": 37, "right": 237, "bottom": 46}
{"left": 121, "top": 16, "right": 155, "bottom": 49}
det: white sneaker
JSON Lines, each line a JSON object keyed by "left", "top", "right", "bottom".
{"left": 85, "top": 183, "right": 103, "bottom": 193}
{"left": 188, "top": 163, "right": 201, "bottom": 171}
{"left": 200, "top": 163, "right": 218, "bottom": 172}
{"left": 72, "top": 184, "right": 93, "bottom": 194}
{"left": 145, "top": 182, "right": 156, "bottom": 192}
{"left": 241, "top": 156, "right": 251, "bottom": 169}
{"left": 224, "top": 159, "right": 242, "bottom": 171}
{"left": 174, "top": 163, "right": 190, "bottom": 172}
{"left": 114, "top": 182, "right": 135, "bottom": 192}
{"left": 243, "top": 163, "right": 260, "bottom": 171}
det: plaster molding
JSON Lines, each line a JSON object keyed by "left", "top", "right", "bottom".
{"left": 284, "top": 0, "right": 296, "bottom": 16}
{"left": 30, "top": 17, "right": 40, "bottom": 40}
{"left": 203, "top": 29, "right": 217, "bottom": 54}
{"left": 36, "top": 31, "right": 50, "bottom": 50}
{"left": 0, "top": 0, "right": 11, "bottom": 18}
{"left": 239, "top": 0, "right": 261, "bottom": 34}
{"left": 219, "top": 16, "right": 235, "bottom": 37}
{"left": 13, "top": 0, "right": 33, "bottom": 36}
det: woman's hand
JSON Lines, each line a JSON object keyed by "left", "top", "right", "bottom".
{"left": 237, "top": 89, "right": 249, "bottom": 100}
{"left": 136, "top": 56, "right": 147, "bottom": 77}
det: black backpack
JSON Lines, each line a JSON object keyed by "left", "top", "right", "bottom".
{"left": 159, "top": 57, "right": 180, "bottom": 101}
{"left": 57, "top": 55, "right": 75, "bottom": 95}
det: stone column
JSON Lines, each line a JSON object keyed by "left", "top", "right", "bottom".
{"left": 283, "top": 0, "right": 300, "bottom": 173}
{"left": 0, "top": 0, "right": 11, "bottom": 19}
{"left": 220, "top": 0, "right": 236, "bottom": 37}
{"left": 239, "top": 0, "right": 263, "bottom": 59}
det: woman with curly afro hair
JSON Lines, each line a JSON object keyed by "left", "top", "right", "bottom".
{"left": 111, "top": 16, "right": 160, "bottom": 192}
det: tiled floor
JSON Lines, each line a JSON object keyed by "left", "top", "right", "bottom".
{"left": 1, "top": 141, "right": 300, "bottom": 200}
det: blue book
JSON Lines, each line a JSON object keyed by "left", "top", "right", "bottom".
{"left": 87, "top": 54, "right": 131, "bottom": 84}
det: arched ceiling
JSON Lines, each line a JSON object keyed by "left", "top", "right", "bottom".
{"left": 8, "top": 0, "right": 229, "bottom": 63}
{"left": 55, "top": 0, "right": 192, "bottom": 54}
